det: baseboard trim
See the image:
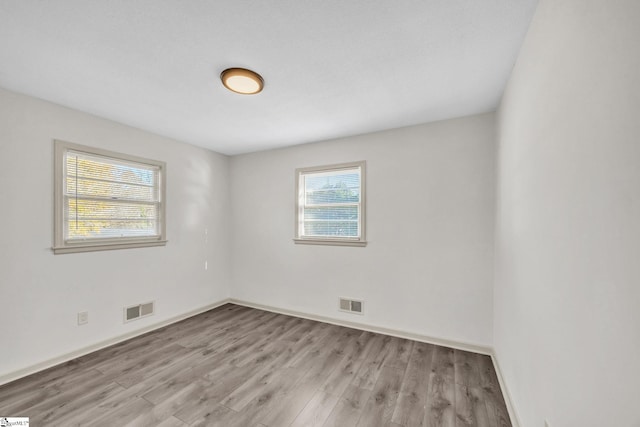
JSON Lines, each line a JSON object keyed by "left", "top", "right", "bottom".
{"left": 1, "top": 297, "right": 521, "bottom": 427}
{"left": 229, "top": 300, "right": 523, "bottom": 424}
{"left": 229, "top": 298, "right": 492, "bottom": 355}
{"left": 490, "top": 350, "right": 521, "bottom": 427}
{"left": 0, "top": 298, "right": 230, "bottom": 387}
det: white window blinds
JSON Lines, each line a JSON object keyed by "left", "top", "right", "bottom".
{"left": 54, "top": 140, "right": 166, "bottom": 254}
{"left": 64, "top": 150, "right": 161, "bottom": 240}
{"left": 295, "top": 162, "right": 366, "bottom": 246}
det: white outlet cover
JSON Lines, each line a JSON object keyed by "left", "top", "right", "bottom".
{"left": 77, "top": 311, "right": 88, "bottom": 325}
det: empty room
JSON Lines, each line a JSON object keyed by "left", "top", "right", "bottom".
{"left": 0, "top": 1, "right": 638, "bottom": 426}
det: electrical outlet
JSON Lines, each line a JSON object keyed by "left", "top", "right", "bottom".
{"left": 77, "top": 311, "right": 88, "bottom": 325}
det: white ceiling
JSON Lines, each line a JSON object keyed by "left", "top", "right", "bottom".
{"left": 0, "top": 1, "right": 538, "bottom": 155}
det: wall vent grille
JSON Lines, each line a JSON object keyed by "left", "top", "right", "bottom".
{"left": 124, "top": 301, "right": 154, "bottom": 323}
{"left": 339, "top": 297, "right": 364, "bottom": 315}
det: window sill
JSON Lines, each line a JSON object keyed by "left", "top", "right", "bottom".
{"left": 293, "top": 238, "right": 367, "bottom": 247}
{"left": 53, "top": 240, "right": 167, "bottom": 254}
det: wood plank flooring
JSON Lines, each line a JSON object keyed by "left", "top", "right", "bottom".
{"left": 0, "top": 304, "right": 512, "bottom": 426}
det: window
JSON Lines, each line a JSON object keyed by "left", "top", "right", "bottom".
{"left": 295, "top": 161, "right": 366, "bottom": 246}
{"left": 53, "top": 140, "right": 167, "bottom": 254}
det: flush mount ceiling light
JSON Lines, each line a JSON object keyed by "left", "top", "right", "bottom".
{"left": 220, "top": 68, "right": 264, "bottom": 95}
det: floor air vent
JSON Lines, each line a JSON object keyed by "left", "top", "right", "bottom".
{"left": 124, "top": 301, "right": 154, "bottom": 323}
{"left": 339, "top": 297, "right": 364, "bottom": 315}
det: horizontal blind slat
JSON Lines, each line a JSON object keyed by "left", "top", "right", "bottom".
{"left": 66, "top": 178, "right": 158, "bottom": 202}
{"left": 64, "top": 148, "right": 162, "bottom": 242}
{"left": 66, "top": 151, "right": 158, "bottom": 186}
{"left": 66, "top": 174, "right": 155, "bottom": 188}
{"left": 300, "top": 166, "right": 361, "bottom": 239}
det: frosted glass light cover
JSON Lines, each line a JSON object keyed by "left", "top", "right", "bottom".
{"left": 221, "top": 68, "right": 264, "bottom": 94}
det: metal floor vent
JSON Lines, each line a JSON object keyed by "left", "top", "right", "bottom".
{"left": 339, "top": 297, "right": 364, "bottom": 315}
{"left": 124, "top": 301, "right": 154, "bottom": 323}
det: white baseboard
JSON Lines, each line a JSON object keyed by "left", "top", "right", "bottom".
{"left": 0, "top": 297, "right": 521, "bottom": 427}
{"left": 490, "top": 350, "right": 521, "bottom": 427}
{"left": 230, "top": 299, "right": 523, "bottom": 423}
{"left": 0, "top": 299, "right": 230, "bottom": 386}
{"left": 229, "top": 298, "right": 493, "bottom": 355}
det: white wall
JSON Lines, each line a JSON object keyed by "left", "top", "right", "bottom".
{"left": 0, "top": 87, "right": 231, "bottom": 379}
{"left": 494, "top": 1, "right": 640, "bottom": 426}
{"left": 230, "top": 114, "right": 496, "bottom": 347}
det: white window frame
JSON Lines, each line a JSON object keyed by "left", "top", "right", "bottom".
{"left": 53, "top": 140, "right": 167, "bottom": 254}
{"left": 294, "top": 161, "right": 366, "bottom": 247}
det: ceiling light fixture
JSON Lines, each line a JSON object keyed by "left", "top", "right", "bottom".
{"left": 220, "top": 68, "right": 264, "bottom": 95}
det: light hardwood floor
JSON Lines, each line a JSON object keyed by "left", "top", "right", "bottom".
{"left": 0, "top": 304, "right": 512, "bottom": 426}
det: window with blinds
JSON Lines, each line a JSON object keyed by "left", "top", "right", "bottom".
{"left": 53, "top": 140, "right": 167, "bottom": 254}
{"left": 295, "top": 161, "right": 366, "bottom": 247}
